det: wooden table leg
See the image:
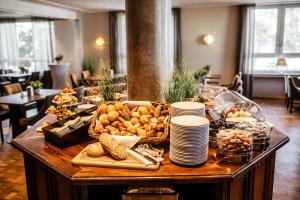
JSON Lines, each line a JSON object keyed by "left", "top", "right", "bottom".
{"left": 9, "top": 104, "right": 26, "bottom": 138}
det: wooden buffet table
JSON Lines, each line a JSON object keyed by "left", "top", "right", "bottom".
{"left": 12, "top": 115, "right": 289, "bottom": 200}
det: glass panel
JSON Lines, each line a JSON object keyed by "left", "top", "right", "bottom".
{"left": 286, "top": 57, "right": 300, "bottom": 71}
{"left": 253, "top": 57, "right": 300, "bottom": 72}
{"left": 16, "top": 22, "right": 33, "bottom": 59}
{"left": 253, "top": 57, "right": 277, "bottom": 72}
{"left": 283, "top": 7, "right": 300, "bottom": 53}
{"left": 254, "top": 8, "right": 278, "bottom": 53}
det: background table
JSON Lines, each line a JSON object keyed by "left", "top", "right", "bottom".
{"left": 0, "top": 89, "right": 59, "bottom": 138}
{"left": 0, "top": 73, "right": 31, "bottom": 83}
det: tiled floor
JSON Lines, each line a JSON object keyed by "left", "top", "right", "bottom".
{"left": 0, "top": 99, "right": 299, "bottom": 200}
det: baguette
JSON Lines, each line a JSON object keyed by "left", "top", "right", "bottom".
{"left": 99, "top": 133, "right": 127, "bottom": 160}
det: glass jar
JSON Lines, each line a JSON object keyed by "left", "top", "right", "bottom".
{"left": 217, "top": 129, "right": 253, "bottom": 163}
{"left": 235, "top": 122, "right": 271, "bottom": 150}
{"left": 209, "top": 120, "right": 234, "bottom": 148}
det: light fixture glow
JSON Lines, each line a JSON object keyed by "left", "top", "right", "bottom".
{"left": 203, "top": 34, "right": 214, "bottom": 45}
{"left": 276, "top": 57, "right": 287, "bottom": 66}
{"left": 95, "top": 36, "right": 105, "bottom": 48}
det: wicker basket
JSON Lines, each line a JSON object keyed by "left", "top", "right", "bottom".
{"left": 88, "top": 101, "right": 170, "bottom": 145}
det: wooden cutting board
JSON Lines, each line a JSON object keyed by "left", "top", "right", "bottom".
{"left": 72, "top": 146, "right": 161, "bottom": 171}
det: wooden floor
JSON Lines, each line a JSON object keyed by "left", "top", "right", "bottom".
{"left": 0, "top": 99, "right": 299, "bottom": 200}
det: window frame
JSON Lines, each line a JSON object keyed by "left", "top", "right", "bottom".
{"left": 253, "top": 4, "right": 300, "bottom": 74}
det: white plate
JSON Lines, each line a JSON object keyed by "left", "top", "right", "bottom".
{"left": 171, "top": 115, "right": 209, "bottom": 127}
{"left": 171, "top": 102, "right": 205, "bottom": 110}
{"left": 78, "top": 104, "right": 96, "bottom": 111}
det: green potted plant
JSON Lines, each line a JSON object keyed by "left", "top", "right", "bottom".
{"left": 194, "top": 65, "right": 211, "bottom": 84}
{"left": 30, "top": 80, "right": 43, "bottom": 95}
{"left": 55, "top": 54, "right": 64, "bottom": 64}
{"left": 83, "top": 58, "right": 95, "bottom": 74}
{"left": 96, "top": 60, "right": 115, "bottom": 101}
{"left": 163, "top": 60, "right": 197, "bottom": 103}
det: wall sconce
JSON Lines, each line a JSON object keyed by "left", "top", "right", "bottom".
{"left": 203, "top": 34, "right": 214, "bottom": 45}
{"left": 95, "top": 36, "right": 105, "bottom": 48}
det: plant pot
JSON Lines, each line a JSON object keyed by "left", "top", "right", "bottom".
{"left": 49, "top": 63, "right": 70, "bottom": 89}
{"left": 34, "top": 89, "right": 40, "bottom": 95}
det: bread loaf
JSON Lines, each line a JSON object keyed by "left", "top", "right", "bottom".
{"left": 99, "top": 133, "right": 127, "bottom": 160}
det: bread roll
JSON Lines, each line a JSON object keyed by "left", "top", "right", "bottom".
{"left": 87, "top": 142, "right": 105, "bottom": 157}
{"left": 138, "top": 106, "right": 148, "bottom": 115}
{"left": 98, "top": 104, "right": 107, "bottom": 114}
{"left": 154, "top": 105, "right": 162, "bottom": 118}
{"left": 99, "top": 133, "right": 127, "bottom": 160}
{"left": 107, "top": 111, "right": 119, "bottom": 122}
{"left": 107, "top": 104, "right": 116, "bottom": 113}
{"left": 114, "top": 102, "right": 123, "bottom": 111}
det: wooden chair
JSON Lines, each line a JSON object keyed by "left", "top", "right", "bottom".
{"left": 70, "top": 73, "right": 83, "bottom": 88}
{"left": 204, "top": 74, "right": 222, "bottom": 86}
{"left": 288, "top": 77, "right": 300, "bottom": 113}
{"left": 4, "top": 83, "right": 23, "bottom": 95}
{"left": 0, "top": 108, "right": 9, "bottom": 142}
{"left": 81, "top": 70, "right": 91, "bottom": 79}
{"left": 19, "top": 94, "right": 56, "bottom": 126}
{"left": 40, "top": 70, "right": 53, "bottom": 89}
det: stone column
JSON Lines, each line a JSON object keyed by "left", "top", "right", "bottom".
{"left": 126, "top": 0, "right": 172, "bottom": 101}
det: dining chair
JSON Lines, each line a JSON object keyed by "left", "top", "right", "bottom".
{"left": 70, "top": 73, "right": 83, "bottom": 88}
{"left": 81, "top": 70, "right": 91, "bottom": 79}
{"left": 4, "top": 83, "right": 23, "bottom": 95}
{"left": 4, "top": 69, "right": 13, "bottom": 74}
{"left": 227, "top": 74, "right": 239, "bottom": 90}
{"left": 0, "top": 108, "right": 9, "bottom": 143}
{"left": 73, "top": 86, "right": 85, "bottom": 102}
{"left": 236, "top": 79, "right": 243, "bottom": 94}
{"left": 19, "top": 94, "right": 56, "bottom": 126}
{"left": 288, "top": 77, "right": 300, "bottom": 113}
{"left": 40, "top": 70, "right": 53, "bottom": 89}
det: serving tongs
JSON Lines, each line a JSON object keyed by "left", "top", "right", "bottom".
{"left": 127, "top": 144, "right": 164, "bottom": 166}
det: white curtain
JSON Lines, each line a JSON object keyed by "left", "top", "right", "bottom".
{"left": 114, "top": 13, "right": 127, "bottom": 74}
{"left": 0, "top": 22, "right": 19, "bottom": 69}
{"left": 32, "top": 20, "right": 55, "bottom": 72}
{"left": 239, "top": 5, "right": 256, "bottom": 97}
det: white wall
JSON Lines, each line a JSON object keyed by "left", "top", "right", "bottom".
{"left": 54, "top": 20, "right": 83, "bottom": 74}
{"left": 80, "top": 12, "right": 110, "bottom": 67}
{"left": 181, "top": 6, "right": 240, "bottom": 84}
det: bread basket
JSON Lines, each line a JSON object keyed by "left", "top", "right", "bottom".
{"left": 88, "top": 101, "right": 170, "bottom": 144}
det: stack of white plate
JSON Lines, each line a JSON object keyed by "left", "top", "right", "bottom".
{"left": 170, "top": 102, "right": 205, "bottom": 117}
{"left": 169, "top": 115, "right": 209, "bottom": 166}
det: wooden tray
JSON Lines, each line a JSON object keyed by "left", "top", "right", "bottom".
{"left": 72, "top": 146, "right": 161, "bottom": 171}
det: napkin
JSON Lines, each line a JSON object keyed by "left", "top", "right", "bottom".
{"left": 112, "top": 135, "right": 142, "bottom": 149}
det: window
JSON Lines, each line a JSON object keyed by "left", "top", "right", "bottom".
{"left": 253, "top": 5, "right": 300, "bottom": 73}
{"left": 0, "top": 20, "right": 55, "bottom": 72}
